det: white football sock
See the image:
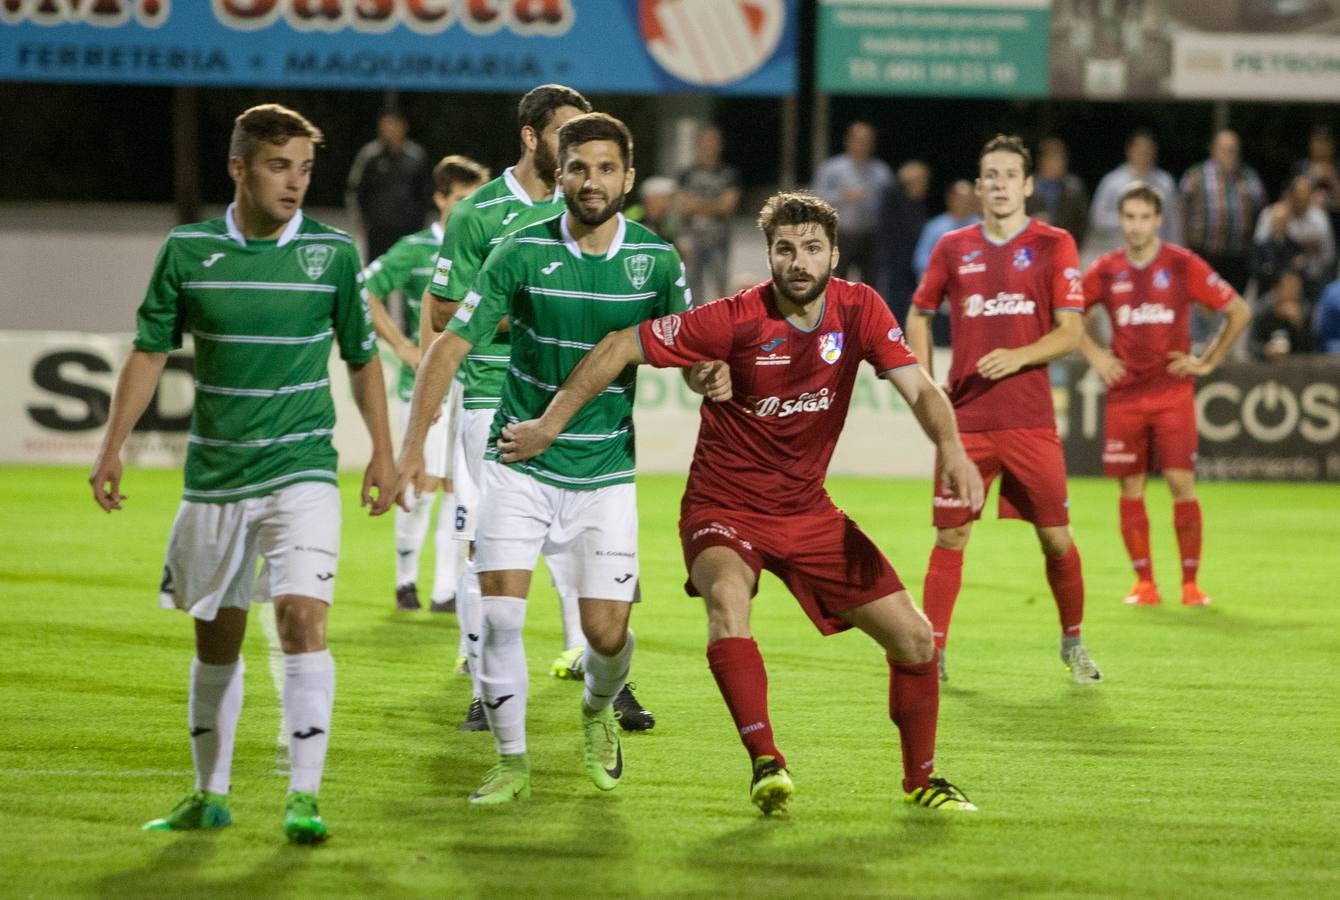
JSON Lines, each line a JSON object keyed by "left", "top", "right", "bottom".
{"left": 189, "top": 657, "right": 245, "bottom": 795}
{"left": 479, "top": 597, "right": 528, "bottom": 755}
{"left": 283, "top": 649, "right": 335, "bottom": 795}
{"left": 458, "top": 565, "right": 483, "bottom": 695}
{"left": 394, "top": 486, "right": 434, "bottom": 587}
{"left": 431, "top": 494, "right": 466, "bottom": 603}
{"left": 583, "top": 628, "right": 634, "bottom": 713}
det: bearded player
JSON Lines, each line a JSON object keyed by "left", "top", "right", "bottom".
{"left": 499, "top": 191, "right": 983, "bottom": 814}
{"left": 1079, "top": 182, "right": 1250, "bottom": 607}
{"left": 906, "top": 135, "right": 1102, "bottom": 684}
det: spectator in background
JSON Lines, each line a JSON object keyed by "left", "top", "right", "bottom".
{"left": 1252, "top": 174, "right": 1335, "bottom": 304}
{"left": 1293, "top": 124, "right": 1340, "bottom": 239}
{"left": 1089, "top": 129, "right": 1181, "bottom": 255}
{"left": 627, "top": 175, "right": 680, "bottom": 245}
{"left": 677, "top": 124, "right": 740, "bottom": 305}
{"left": 346, "top": 109, "right": 434, "bottom": 263}
{"left": 1026, "top": 137, "right": 1089, "bottom": 245}
{"left": 1313, "top": 274, "right": 1340, "bottom": 353}
{"left": 913, "top": 180, "right": 981, "bottom": 276}
{"left": 1179, "top": 129, "right": 1267, "bottom": 296}
{"left": 874, "top": 159, "right": 930, "bottom": 324}
{"left": 1250, "top": 272, "right": 1313, "bottom": 360}
{"left": 813, "top": 121, "right": 893, "bottom": 281}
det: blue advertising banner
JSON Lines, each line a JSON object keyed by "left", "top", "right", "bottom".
{"left": 0, "top": 1, "right": 796, "bottom": 95}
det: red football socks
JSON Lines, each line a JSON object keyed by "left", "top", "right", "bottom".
{"left": 1045, "top": 544, "right": 1085, "bottom": 638}
{"left": 1119, "top": 497, "right": 1153, "bottom": 581}
{"left": 922, "top": 546, "right": 964, "bottom": 650}
{"left": 888, "top": 657, "right": 939, "bottom": 792}
{"left": 1173, "top": 499, "right": 1203, "bottom": 584}
{"left": 707, "top": 637, "right": 784, "bottom": 769}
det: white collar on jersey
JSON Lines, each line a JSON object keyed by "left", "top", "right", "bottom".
{"left": 503, "top": 165, "right": 563, "bottom": 205}
{"left": 1123, "top": 240, "right": 1163, "bottom": 270}
{"left": 430, "top": 219, "right": 444, "bottom": 243}
{"left": 225, "top": 203, "right": 304, "bottom": 247}
{"left": 979, "top": 217, "right": 1031, "bottom": 248}
{"left": 560, "top": 212, "right": 627, "bottom": 260}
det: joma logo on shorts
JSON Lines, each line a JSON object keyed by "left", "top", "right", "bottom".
{"left": 963, "top": 292, "right": 1035, "bottom": 317}
{"left": 751, "top": 388, "right": 832, "bottom": 418}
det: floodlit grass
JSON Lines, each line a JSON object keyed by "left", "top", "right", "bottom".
{"left": 1, "top": 466, "right": 1337, "bottom": 898}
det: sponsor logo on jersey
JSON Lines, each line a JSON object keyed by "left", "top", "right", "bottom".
{"left": 1153, "top": 268, "right": 1171, "bottom": 290}
{"left": 690, "top": 521, "right": 755, "bottom": 550}
{"left": 202, "top": 252, "right": 225, "bottom": 268}
{"left": 888, "top": 327, "right": 904, "bottom": 342}
{"left": 1115, "top": 302, "right": 1175, "bottom": 326}
{"left": 818, "top": 331, "right": 844, "bottom": 364}
{"left": 454, "top": 291, "right": 481, "bottom": 324}
{"left": 750, "top": 388, "right": 833, "bottom": 418}
{"left": 650, "top": 313, "right": 682, "bottom": 346}
{"left": 1013, "top": 247, "right": 1033, "bottom": 271}
{"left": 1064, "top": 266, "right": 1081, "bottom": 280}
{"left": 541, "top": 260, "right": 563, "bottom": 275}
{"left": 624, "top": 253, "right": 655, "bottom": 289}
{"left": 963, "top": 292, "right": 1036, "bottom": 317}
{"left": 296, "top": 244, "right": 335, "bottom": 280}
{"left": 760, "top": 337, "right": 785, "bottom": 352}
{"left": 1111, "top": 280, "right": 1135, "bottom": 294}
{"left": 958, "top": 261, "right": 987, "bottom": 275}
{"left": 933, "top": 495, "right": 968, "bottom": 508}
{"left": 754, "top": 353, "right": 791, "bottom": 366}
{"left": 962, "top": 250, "right": 982, "bottom": 263}
{"left": 501, "top": 212, "right": 520, "bottom": 227}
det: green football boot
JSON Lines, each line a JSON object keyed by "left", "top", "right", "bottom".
{"left": 468, "top": 754, "right": 531, "bottom": 805}
{"left": 749, "top": 756, "right": 794, "bottom": 816}
{"left": 904, "top": 776, "right": 977, "bottom": 812}
{"left": 550, "top": 646, "right": 585, "bottom": 679}
{"left": 581, "top": 703, "right": 623, "bottom": 791}
{"left": 283, "top": 791, "right": 329, "bottom": 844}
{"left": 142, "top": 790, "right": 231, "bottom": 832}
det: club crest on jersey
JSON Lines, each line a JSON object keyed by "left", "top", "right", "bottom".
{"left": 1153, "top": 268, "right": 1171, "bottom": 290}
{"left": 818, "top": 331, "right": 844, "bottom": 365}
{"left": 297, "top": 244, "right": 335, "bottom": 280}
{"left": 624, "top": 253, "right": 655, "bottom": 290}
{"left": 1012, "top": 247, "right": 1033, "bottom": 271}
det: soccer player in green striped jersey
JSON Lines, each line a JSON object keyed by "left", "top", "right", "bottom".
{"left": 89, "top": 104, "right": 396, "bottom": 843}
{"left": 397, "top": 113, "right": 702, "bottom": 803}
{"left": 420, "top": 85, "right": 595, "bottom": 730}
{"left": 363, "top": 155, "right": 488, "bottom": 616}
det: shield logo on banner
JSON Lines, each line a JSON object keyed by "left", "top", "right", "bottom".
{"left": 639, "top": 0, "right": 786, "bottom": 87}
{"left": 297, "top": 244, "right": 335, "bottom": 281}
{"left": 625, "top": 253, "right": 654, "bottom": 289}
{"left": 818, "top": 331, "right": 844, "bottom": 365}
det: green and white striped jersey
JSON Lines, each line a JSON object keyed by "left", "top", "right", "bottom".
{"left": 429, "top": 167, "right": 564, "bottom": 410}
{"left": 361, "top": 221, "right": 442, "bottom": 402}
{"left": 134, "top": 207, "right": 375, "bottom": 504}
{"left": 448, "top": 213, "right": 689, "bottom": 490}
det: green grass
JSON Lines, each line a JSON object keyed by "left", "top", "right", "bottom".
{"left": 1, "top": 466, "right": 1338, "bottom": 898}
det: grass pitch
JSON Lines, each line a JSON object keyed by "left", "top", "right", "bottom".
{"left": 1, "top": 466, "right": 1337, "bottom": 898}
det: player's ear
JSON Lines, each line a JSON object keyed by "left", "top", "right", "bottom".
{"left": 227, "top": 154, "right": 246, "bottom": 186}
{"left": 1023, "top": 174, "right": 1035, "bottom": 198}
{"left": 521, "top": 124, "right": 539, "bottom": 155}
{"left": 624, "top": 167, "right": 636, "bottom": 196}
{"left": 829, "top": 241, "right": 840, "bottom": 271}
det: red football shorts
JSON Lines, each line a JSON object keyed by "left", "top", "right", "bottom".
{"left": 679, "top": 505, "right": 905, "bottom": 636}
{"left": 1103, "top": 388, "right": 1197, "bottom": 477}
{"left": 933, "top": 426, "right": 1071, "bottom": 528}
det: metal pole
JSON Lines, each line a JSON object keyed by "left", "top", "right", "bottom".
{"left": 811, "top": 90, "right": 830, "bottom": 183}
{"left": 172, "top": 86, "right": 200, "bottom": 224}
{"left": 780, "top": 95, "right": 798, "bottom": 190}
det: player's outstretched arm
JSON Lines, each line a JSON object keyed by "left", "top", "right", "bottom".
{"left": 904, "top": 309, "right": 936, "bottom": 380}
{"left": 89, "top": 349, "right": 168, "bottom": 512}
{"left": 885, "top": 364, "right": 985, "bottom": 512}
{"left": 396, "top": 330, "right": 472, "bottom": 507}
{"left": 1167, "top": 294, "right": 1251, "bottom": 376}
{"left": 498, "top": 327, "right": 647, "bottom": 463}
{"left": 977, "top": 310, "right": 1082, "bottom": 380}
{"left": 348, "top": 358, "right": 396, "bottom": 516}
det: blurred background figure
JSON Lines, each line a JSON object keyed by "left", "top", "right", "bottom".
{"left": 813, "top": 121, "right": 893, "bottom": 281}
{"left": 676, "top": 124, "right": 740, "bottom": 305}
{"left": 1313, "top": 272, "right": 1340, "bottom": 354}
{"left": 1293, "top": 124, "right": 1340, "bottom": 241}
{"left": 1027, "top": 137, "right": 1089, "bottom": 245}
{"left": 1089, "top": 128, "right": 1181, "bottom": 255}
{"left": 346, "top": 109, "right": 434, "bottom": 265}
{"left": 1179, "top": 128, "right": 1267, "bottom": 297}
{"left": 874, "top": 159, "right": 929, "bottom": 324}
{"left": 627, "top": 175, "right": 680, "bottom": 245}
{"left": 913, "top": 179, "right": 981, "bottom": 277}
{"left": 1250, "top": 272, "right": 1313, "bottom": 360}
{"left": 1252, "top": 174, "right": 1335, "bottom": 307}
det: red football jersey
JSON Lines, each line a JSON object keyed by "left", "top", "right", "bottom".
{"left": 638, "top": 278, "right": 919, "bottom": 513}
{"left": 1082, "top": 242, "right": 1234, "bottom": 399}
{"left": 912, "top": 219, "right": 1083, "bottom": 432}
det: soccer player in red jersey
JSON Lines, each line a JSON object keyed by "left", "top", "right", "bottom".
{"left": 906, "top": 134, "right": 1102, "bottom": 684}
{"left": 497, "top": 191, "right": 984, "bottom": 814}
{"left": 1079, "top": 182, "right": 1250, "bottom": 607}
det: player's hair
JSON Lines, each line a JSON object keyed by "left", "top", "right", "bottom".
{"left": 229, "top": 104, "right": 323, "bottom": 163}
{"left": 756, "top": 190, "right": 838, "bottom": 247}
{"left": 1119, "top": 181, "right": 1164, "bottom": 215}
{"left": 518, "top": 84, "right": 592, "bottom": 136}
{"left": 557, "top": 112, "right": 633, "bottom": 168}
{"left": 979, "top": 134, "right": 1032, "bottom": 175}
{"left": 432, "top": 155, "right": 489, "bottom": 195}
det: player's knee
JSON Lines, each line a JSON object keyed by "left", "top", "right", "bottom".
{"left": 703, "top": 586, "right": 751, "bottom": 639}
{"left": 275, "top": 598, "right": 327, "bottom": 653}
{"left": 934, "top": 525, "right": 971, "bottom": 551}
{"left": 1037, "top": 527, "right": 1073, "bottom": 558}
{"left": 888, "top": 620, "right": 934, "bottom": 664}
{"left": 583, "top": 627, "right": 626, "bottom": 657}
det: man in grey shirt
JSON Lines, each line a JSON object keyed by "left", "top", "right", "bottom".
{"left": 677, "top": 124, "right": 740, "bottom": 304}
{"left": 813, "top": 121, "right": 893, "bottom": 282}
{"left": 1089, "top": 129, "right": 1181, "bottom": 256}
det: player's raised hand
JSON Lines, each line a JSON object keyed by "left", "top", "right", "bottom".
{"left": 976, "top": 346, "right": 1028, "bottom": 380}
{"left": 88, "top": 454, "right": 126, "bottom": 513}
{"left": 498, "top": 419, "right": 557, "bottom": 462}
{"left": 362, "top": 451, "right": 397, "bottom": 516}
{"left": 1166, "top": 350, "right": 1211, "bottom": 377}
{"left": 688, "top": 360, "right": 732, "bottom": 402}
{"left": 393, "top": 449, "right": 427, "bottom": 512}
{"left": 940, "top": 447, "right": 985, "bottom": 513}
{"left": 1091, "top": 350, "right": 1128, "bottom": 386}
